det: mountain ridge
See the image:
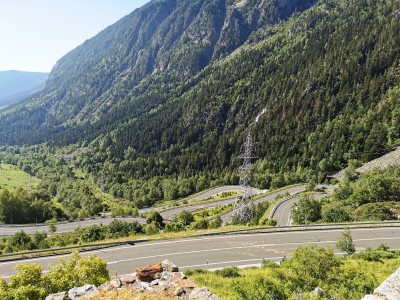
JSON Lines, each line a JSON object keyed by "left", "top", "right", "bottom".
{"left": 0, "top": 0, "right": 399, "bottom": 196}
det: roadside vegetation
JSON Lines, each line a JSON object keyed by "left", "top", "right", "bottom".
{"left": 291, "top": 165, "right": 400, "bottom": 224}
{"left": 187, "top": 243, "right": 400, "bottom": 300}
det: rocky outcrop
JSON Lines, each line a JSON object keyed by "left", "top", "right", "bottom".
{"left": 361, "top": 267, "right": 400, "bottom": 300}
{"left": 45, "top": 260, "right": 220, "bottom": 300}
{"left": 333, "top": 147, "right": 400, "bottom": 181}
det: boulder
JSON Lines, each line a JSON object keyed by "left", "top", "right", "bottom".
{"left": 45, "top": 292, "right": 69, "bottom": 300}
{"left": 109, "top": 278, "right": 122, "bottom": 289}
{"left": 168, "top": 272, "right": 196, "bottom": 289}
{"left": 119, "top": 273, "right": 137, "bottom": 285}
{"left": 174, "top": 287, "right": 192, "bottom": 297}
{"left": 136, "top": 263, "right": 163, "bottom": 282}
{"left": 189, "top": 287, "right": 220, "bottom": 300}
{"left": 162, "top": 259, "right": 179, "bottom": 272}
{"left": 99, "top": 278, "right": 122, "bottom": 293}
{"left": 68, "top": 284, "right": 99, "bottom": 300}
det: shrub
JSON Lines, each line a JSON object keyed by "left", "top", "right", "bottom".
{"left": 215, "top": 267, "right": 240, "bottom": 278}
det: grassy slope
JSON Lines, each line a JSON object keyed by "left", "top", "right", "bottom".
{"left": 0, "top": 164, "right": 40, "bottom": 191}
{"left": 188, "top": 257, "right": 400, "bottom": 300}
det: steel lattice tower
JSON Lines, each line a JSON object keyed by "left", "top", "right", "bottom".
{"left": 233, "top": 132, "right": 257, "bottom": 223}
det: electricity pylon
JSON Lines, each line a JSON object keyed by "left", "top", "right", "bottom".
{"left": 233, "top": 132, "right": 257, "bottom": 223}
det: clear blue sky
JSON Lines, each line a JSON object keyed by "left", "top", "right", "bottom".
{"left": 0, "top": 0, "right": 150, "bottom": 72}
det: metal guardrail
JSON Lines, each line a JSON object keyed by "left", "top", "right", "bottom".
{"left": 196, "top": 221, "right": 400, "bottom": 237}
{"left": 0, "top": 239, "right": 149, "bottom": 263}
{"left": 267, "top": 192, "right": 329, "bottom": 220}
{"left": 267, "top": 195, "right": 298, "bottom": 220}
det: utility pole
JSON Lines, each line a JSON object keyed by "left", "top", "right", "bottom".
{"left": 233, "top": 132, "right": 257, "bottom": 223}
{"left": 27, "top": 174, "right": 32, "bottom": 192}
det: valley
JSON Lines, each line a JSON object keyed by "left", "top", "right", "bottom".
{"left": 0, "top": 0, "right": 399, "bottom": 298}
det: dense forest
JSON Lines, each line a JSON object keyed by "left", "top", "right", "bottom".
{"left": 0, "top": 0, "right": 399, "bottom": 217}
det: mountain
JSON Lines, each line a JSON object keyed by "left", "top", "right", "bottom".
{"left": 0, "top": 70, "right": 48, "bottom": 108}
{"left": 0, "top": 0, "right": 399, "bottom": 199}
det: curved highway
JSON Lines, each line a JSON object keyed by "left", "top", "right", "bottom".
{"left": 0, "top": 186, "right": 270, "bottom": 236}
{"left": 139, "top": 185, "right": 264, "bottom": 215}
{"left": 1, "top": 227, "right": 399, "bottom": 278}
{"left": 0, "top": 184, "right": 333, "bottom": 235}
{"left": 0, "top": 217, "right": 147, "bottom": 236}
{"left": 221, "top": 185, "right": 307, "bottom": 224}
{"left": 271, "top": 193, "right": 329, "bottom": 226}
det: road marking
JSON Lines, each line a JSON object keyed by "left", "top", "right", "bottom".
{"left": 278, "top": 197, "right": 299, "bottom": 225}
{"left": 0, "top": 245, "right": 135, "bottom": 266}
{"left": 107, "top": 236, "right": 399, "bottom": 265}
{"left": 1, "top": 228, "right": 398, "bottom": 267}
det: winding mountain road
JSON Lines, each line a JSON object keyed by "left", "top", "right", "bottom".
{"left": 0, "top": 184, "right": 332, "bottom": 235}
{"left": 1, "top": 226, "right": 399, "bottom": 278}
{"left": 271, "top": 193, "right": 329, "bottom": 226}
{"left": 0, "top": 186, "right": 263, "bottom": 236}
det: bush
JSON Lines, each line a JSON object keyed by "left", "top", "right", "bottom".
{"left": 209, "top": 217, "right": 222, "bottom": 229}
{"left": 215, "top": 267, "right": 240, "bottom": 278}
{"left": 191, "top": 219, "right": 209, "bottom": 230}
{"left": 164, "top": 222, "right": 184, "bottom": 232}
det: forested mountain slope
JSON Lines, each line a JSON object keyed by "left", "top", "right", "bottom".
{"left": 0, "top": 0, "right": 315, "bottom": 142}
{"left": 0, "top": 0, "right": 399, "bottom": 201}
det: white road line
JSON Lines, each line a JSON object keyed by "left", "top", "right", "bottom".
{"left": 278, "top": 198, "right": 298, "bottom": 225}
{"left": 0, "top": 245, "right": 134, "bottom": 266}
{"left": 107, "top": 237, "right": 399, "bottom": 265}
{"left": 1, "top": 228, "right": 398, "bottom": 266}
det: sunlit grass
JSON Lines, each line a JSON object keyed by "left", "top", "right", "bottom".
{"left": 0, "top": 163, "right": 40, "bottom": 191}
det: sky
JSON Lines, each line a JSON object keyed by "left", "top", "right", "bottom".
{"left": 0, "top": 0, "right": 150, "bottom": 73}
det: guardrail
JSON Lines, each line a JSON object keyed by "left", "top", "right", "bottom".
{"left": 196, "top": 221, "right": 400, "bottom": 237}
{"left": 0, "top": 216, "right": 146, "bottom": 229}
{"left": 0, "top": 239, "right": 149, "bottom": 263}
{"left": 267, "top": 195, "right": 298, "bottom": 220}
{"left": 267, "top": 193, "right": 329, "bottom": 220}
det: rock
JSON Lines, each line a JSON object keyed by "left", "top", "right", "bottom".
{"left": 141, "top": 281, "right": 150, "bottom": 290}
{"left": 136, "top": 263, "right": 163, "bottom": 282}
{"left": 109, "top": 278, "right": 122, "bottom": 289}
{"left": 174, "top": 287, "right": 187, "bottom": 297}
{"left": 45, "top": 292, "right": 69, "bottom": 300}
{"left": 360, "top": 296, "right": 384, "bottom": 300}
{"left": 310, "top": 287, "right": 324, "bottom": 296}
{"left": 68, "top": 284, "right": 99, "bottom": 300}
{"left": 361, "top": 267, "right": 400, "bottom": 300}
{"left": 149, "top": 280, "right": 159, "bottom": 286}
{"left": 189, "top": 287, "right": 220, "bottom": 300}
{"left": 373, "top": 267, "right": 400, "bottom": 300}
{"left": 99, "top": 279, "right": 122, "bottom": 292}
{"left": 119, "top": 273, "right": 136, "bottom": 284}
{"left": 162, "top": 259, "right": 179, "bottom": 272}
{"left": 168, "top": 272, "right": 196, "bottom": 289}
{"left": 99, "top": 281, "right": 114, "bottom": 292}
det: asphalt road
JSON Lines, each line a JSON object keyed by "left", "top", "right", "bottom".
{"left": 0, "top": 217, "right": 147, "bottom": 236}
{"left": 0, "top": 184, "right": 332, "bottom": 235}
{"left": 1, "top": 227, "right": 399, "bottom": 278}
{"left": 221, "top": 185, "right": 307, "bottom": 223}
{"left": 0, "top": 186, "right": 270, "bottom": 236}
{"left": 160, "top": 198, "right": 235, "bottom": 220}
{"left": 272, "top": 194, "right": 329, "bottom": 226}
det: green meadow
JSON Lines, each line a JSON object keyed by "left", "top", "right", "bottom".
{"left": 0, "top": 164, "right": 40, "bottom": 191}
